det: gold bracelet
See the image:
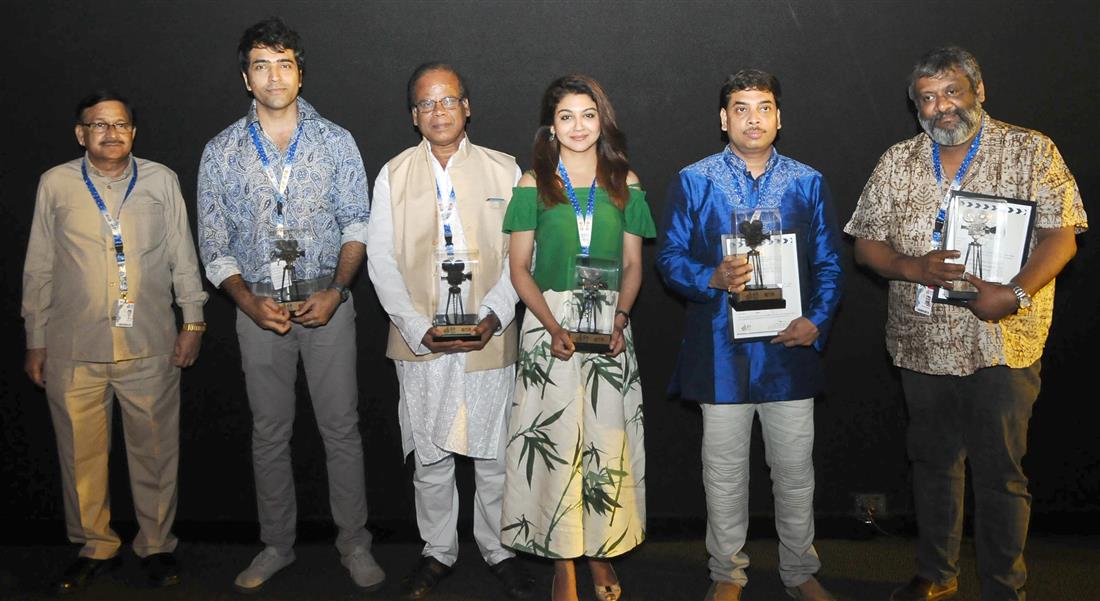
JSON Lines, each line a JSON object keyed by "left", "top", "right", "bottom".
{"left": 182, "top": 322, "right": 207, "bottom": 332}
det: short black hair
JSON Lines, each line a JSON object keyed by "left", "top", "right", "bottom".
{"left": 720, "top": 69, "right": 782, "bottom": 109}
{"left": 75, "top": 90, "right": 134, "bottom": 125}
{"left": 238, "top": 17, "right": 305, "bottom": 73}
{"left": 406, "top": 62, "right": 468, "bottom": 111}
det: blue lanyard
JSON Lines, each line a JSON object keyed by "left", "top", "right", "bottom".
{"left": 82, "top": 158, "right": 138, "bottom": 299}
{"left": 248, "top": 121, "right": 304, "bottom": 226}
{"left": 435, "top": 180, "right": 457, "bottom": 257}
{"left": 726, "top": 149, "right": 775, "bottom": 209}
{"left": 929, "top": 116, "right": 984, "bottom": 248}
{"left": 557, "top": 160, "right": 597, "bottom": 256}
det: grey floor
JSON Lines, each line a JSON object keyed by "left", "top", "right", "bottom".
{"left": 2, "top": 536, "right": 1099, "bottom": 600}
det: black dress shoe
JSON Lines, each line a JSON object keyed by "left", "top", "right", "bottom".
{"left": 402, "top": 556, "right": 452, "bottom": 600}
{"left": 57, "top": 555, "right": 121, "bottom": 594}
{"left": 141, "top": 552, "right": 181, "bottom": 588}
{"left": 488, "top": 558, "right": 535, "bottom": 600}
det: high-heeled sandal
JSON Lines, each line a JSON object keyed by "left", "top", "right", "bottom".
{"left": 594, "top": 582, "right": 622, "bottom": 601}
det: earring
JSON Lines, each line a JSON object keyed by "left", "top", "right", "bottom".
{"left": 549, "top": 130, "right": 555, "bottom": 141}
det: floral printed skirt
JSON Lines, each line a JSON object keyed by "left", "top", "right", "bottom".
{"left": 501, "top": 290, "right": 646, "bottom": 559}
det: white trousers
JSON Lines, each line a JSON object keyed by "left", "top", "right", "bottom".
{"left": 701, "top": 399, "right": 821, "bottom": 588}
{"left": 411, "top": 414, "right": 513, "bottom": 567}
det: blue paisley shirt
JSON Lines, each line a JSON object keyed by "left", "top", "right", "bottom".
{"left": 197, "top": 97, "right": 369, "bottom": 287}
{"left": 656, "top": 147, "right": 843, "bottom": 404}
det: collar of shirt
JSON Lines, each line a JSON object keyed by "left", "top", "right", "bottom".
{"left": 721, "top": 145, "right": 783, "bottom": 208}
{"left": 428, "top": 135, "right": 468, "bottom": 181}
{"left": 722, "top": 144, "right": 779, "bottom": 178}
{"left": 245, "top": 96, "right": 320, "bottom": 127}
{"left": 83, "top": 152, "right": 136, "bottom": 181}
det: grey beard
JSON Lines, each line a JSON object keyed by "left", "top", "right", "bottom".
{"left": 920, "top": 104, "right": 983, "bottom": 146}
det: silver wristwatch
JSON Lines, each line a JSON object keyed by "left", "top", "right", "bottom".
{"left": 1009, "top": 283, "right": 1032, "bottom": 310}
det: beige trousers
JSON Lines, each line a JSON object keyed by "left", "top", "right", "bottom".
{"left": 45, "top": 354, "right": 180, "bottom": 559}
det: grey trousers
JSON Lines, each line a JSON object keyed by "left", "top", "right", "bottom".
{"left": 236, "top": 300, "right": 371, "bottom": 556}
{"left": 701, "top": 400, "right": 821, "bottom": 588}
{"left": 45, "top": 355, "right": 180, "bottom": 560}
{"left": 901, "top": 362, "right": 1040, "bottom": 601}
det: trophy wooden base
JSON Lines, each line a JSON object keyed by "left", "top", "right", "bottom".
{"left": 569, "top": 331, "right": 612, "bottom": 353}
{"left": 279, "top": 300, "right": 305, "bottom": 315}
{"left": 433, "top": 315, "right": 481, "bottom": 342}
{"left": 731, "top": 286, "right": 786, "bottom": 311}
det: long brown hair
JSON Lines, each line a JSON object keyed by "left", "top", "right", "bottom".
{"left": 532, "top": 75, "right": 630, "bottom": 209}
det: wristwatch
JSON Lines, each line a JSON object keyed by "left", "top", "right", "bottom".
{"left": 1009, "top": 283, "right": 1032, "bottom": 310}
{"left": 614, "top": 309, "right": 631, "bottom": 327}
{"left": 182, "top": 321, "right": 207, "bottom": 332}
{"left": 328, "top": 282, "right": 351, "bottom": 303}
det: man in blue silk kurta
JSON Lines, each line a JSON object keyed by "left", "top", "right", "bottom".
{"left": 656, "top": 70, "right": 842, "bottom": 601}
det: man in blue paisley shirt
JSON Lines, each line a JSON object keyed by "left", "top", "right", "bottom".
{"left": 196, "top": 17, "right": 383, "bottom": 593}
{"left": 656, "top": 70, "right": 842, "bottom": 601}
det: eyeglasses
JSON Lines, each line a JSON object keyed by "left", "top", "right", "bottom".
{"left": 81, "top": 122, "right": 134, "bottom": 133}
{"left": 414, "top": 96, "right": 463, "bottom": 113}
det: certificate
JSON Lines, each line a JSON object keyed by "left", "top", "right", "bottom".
{"left": 935, "top": 191, "right": 1036, "bottom": 303}
{"left": 723, "top": 232, "right": 803, "bottom": 341}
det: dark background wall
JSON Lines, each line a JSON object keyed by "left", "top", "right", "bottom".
{"left": 2, "top": 1, "right": 1097, "bottom": 540}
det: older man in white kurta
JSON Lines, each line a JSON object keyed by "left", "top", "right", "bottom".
{"left": 367, "top": 64, "right": 531, "bottom": 600}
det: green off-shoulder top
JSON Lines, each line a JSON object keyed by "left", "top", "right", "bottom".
{"left": 502, "top": 186, "right": 656, "bottom": 292}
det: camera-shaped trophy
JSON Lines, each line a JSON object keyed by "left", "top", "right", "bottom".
{"left": 432, "top": 250, "right": 481, "bottom": 341}
{"left": 566, "top": 255, "right": 622, "bottom": 353}
{"left": 264, "top": 227, "right": 314, "bottom": 314}
{"left": 943, "top": 195, "right": 1005, "bottom": 300}
{"left": 729, "top": 208, "right": 786, "bottom": 311}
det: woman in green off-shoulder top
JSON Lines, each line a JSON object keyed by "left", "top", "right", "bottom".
{"left": 499, "top": 74, "right": 655, "bottom": 601}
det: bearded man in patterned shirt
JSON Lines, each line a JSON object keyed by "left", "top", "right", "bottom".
{"left": 845, "top": 46, "right": 1087, "bottom": 601}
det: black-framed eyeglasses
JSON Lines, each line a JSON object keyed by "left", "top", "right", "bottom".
{"left": 414, "top": 96, "right": 463, "bottom": 113}
{"left": 81, "top": 122, "right": 134, "bottom": 133}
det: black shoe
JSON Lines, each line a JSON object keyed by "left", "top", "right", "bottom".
{"left": 57, "top": 555, "right": 121, "bottom": 594}
{"left": 402, "top": 556, "right": 452, "bottom": 600}
{"left": 141, "top": 552, "right": 181, "bottom": 588}
{"left": 488, "top": 558, "right": 534, "bottom": 600}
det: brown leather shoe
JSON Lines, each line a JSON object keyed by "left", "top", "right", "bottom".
{"left": 703, "top": 580, "right": 743, "bottom": 601}
{"left": 889, "top": 575, "right": 959, "bottom": 601}
{"left": 785, "top": 576, "right": 837, "bottom": 601}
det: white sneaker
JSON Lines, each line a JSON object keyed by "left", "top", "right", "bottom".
{"left": 341, "top": 546, "right": 386, "bottom": 590}
{"left": 234, "top": 546, "right": 295, "bottom": 591}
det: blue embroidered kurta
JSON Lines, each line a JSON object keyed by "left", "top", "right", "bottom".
{"left": 656, "top": 147, "right": 842, "bottom": 404}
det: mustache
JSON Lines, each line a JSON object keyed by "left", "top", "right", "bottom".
{"left": 932, "top": 107, "right": 972, "bottom": 126}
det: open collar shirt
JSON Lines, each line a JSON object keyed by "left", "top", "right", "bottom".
{"left": 845, "top": 115, "right": 1087, "bottom": 376}
{"left": 197, "top": 97, "right": 369, "bottom": 288}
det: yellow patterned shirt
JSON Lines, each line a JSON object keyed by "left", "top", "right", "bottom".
{"left": 845, "top": 115, "right": 1087, "bottom": 376}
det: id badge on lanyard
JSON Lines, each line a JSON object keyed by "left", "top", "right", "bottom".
{"left": 914, "top": 119, "right": 983, "bottom": 316}
{"left": 557, "top": 160, "right": 596, "bottom": 257}
{"left": 913, "top": 187, "right": 956, "bottom": 316}
{"left": 83, "top": 159, "right": 138, "bottom": 327}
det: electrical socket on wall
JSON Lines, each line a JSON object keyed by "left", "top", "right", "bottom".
{"left": 854, "top": 493, "right": 887, "bottom": 522}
